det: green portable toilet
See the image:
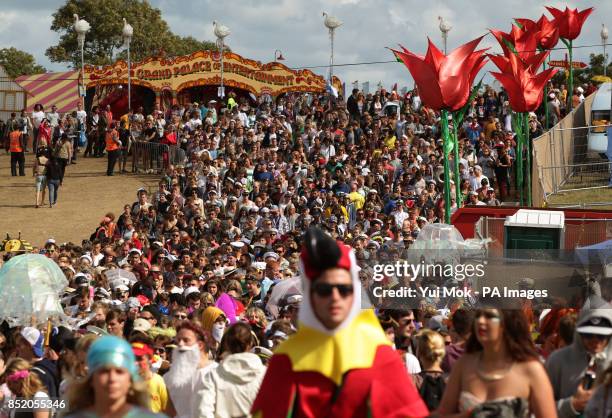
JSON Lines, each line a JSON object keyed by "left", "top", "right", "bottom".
{"left": 504, "top": 210, "right": 565, "bottom": 255}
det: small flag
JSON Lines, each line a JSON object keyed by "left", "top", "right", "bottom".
{"left": 391, "top": 82, "right": 398, "bottom": 92}
{"left": 326, "top": 81, "right": 338, "bottom": 98}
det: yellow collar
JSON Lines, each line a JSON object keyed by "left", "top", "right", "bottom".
{"left": 276, "top": 310, "right": 390, "bottom": 386}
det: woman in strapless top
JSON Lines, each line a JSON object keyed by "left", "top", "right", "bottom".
{"left": 433, "top": 308, "right": 557, "bottom": 418}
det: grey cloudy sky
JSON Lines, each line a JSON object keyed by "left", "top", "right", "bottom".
{"left": 2, "top": 0, "right": 610, "bottom": 90}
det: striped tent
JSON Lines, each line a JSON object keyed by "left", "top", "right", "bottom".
{"left": 15, "top": 71, "right": 81, "bottom": 114}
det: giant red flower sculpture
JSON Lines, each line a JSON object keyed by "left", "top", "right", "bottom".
{"left": 545, "top": 6, "right": 593, "bottom": 40}
{"left": 490, "top": 25, "right": 540, "bottom": 62}
{"left": 390, "top": 37, "right": 487, "bottom": 111}
{"left": 490, "top": 52, "right": 557, "bottom": 113}
{"left": 515, "top": 15, "right": 560, "bottom": 50}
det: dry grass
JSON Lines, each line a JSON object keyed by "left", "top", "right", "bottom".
{"left": 0, "top": 152, "right": 158, "bottom": 247}
{"left": 546, "top": 187, "right": 612, "bottom": 208}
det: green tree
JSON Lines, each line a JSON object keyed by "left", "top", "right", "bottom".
{"left": 165, "top": 35, "right": 218, "bottom": 58}
{"left": 46, "top": 0, "right": 218, "bottom": 68}
{"left": 0, "top": 48, "right": 46, "bottom": 78}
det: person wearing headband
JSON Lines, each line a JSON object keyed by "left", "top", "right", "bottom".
{"left": 3, "top": 357, "right": 51, "bottom": 418}
{"left": 252, "top": 227, "right": 428, "bottom": 418}
{"left": 65, "top": 336, "right": 163, "bottom": 417}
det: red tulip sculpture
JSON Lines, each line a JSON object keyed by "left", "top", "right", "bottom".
{"left": 514, "top": 15, "right": 560, "bottom": 128}
{"left": 490, "top": 27, "right": 558, "bottom": 206}
{"left": 391, "top": 37, "right": 487, "bottom": 220}
{"left": 390, "top": 37, "right": 487, "bottom": 111}
{"left": 515, "top": 15, "right": 560, "bottom": 50}
{"left": 489, "top": 52, "right": 557, "bottom": 113}
{"left": 546, "top": 6, "right": 593, "bottom": 110}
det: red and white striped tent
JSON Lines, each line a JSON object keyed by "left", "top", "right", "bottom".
{"left": 15, "top": 70, "right": 80, "bottom": 113}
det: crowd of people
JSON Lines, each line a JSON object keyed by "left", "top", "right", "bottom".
{"left": 2, "top": 80, "right": 598, "bottom": 210}
{"left": 0, "top": 79, "right": 608, "bottom": 418}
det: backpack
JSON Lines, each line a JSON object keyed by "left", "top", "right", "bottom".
{"left": 418, "top": 371, "right": 446, "bottom": 411}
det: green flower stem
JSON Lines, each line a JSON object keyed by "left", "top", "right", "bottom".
{"left": 441, "top": 109, "right": 452, "bottom": 224}
{"left": 513, "top": 112, "right": 524, "bottom": 205}
{"left": 452, "top": 116, "right": 462, "bottom": 207}
{"left": 524, "top": 112, "right": 531, "bottom": 206}
{"left": 568, "top": 39, "right": 574, "bottom": 111}
{"left": 543, "top": 60, "right": 550, "bottom": 129}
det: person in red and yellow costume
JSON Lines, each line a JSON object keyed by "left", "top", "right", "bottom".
{"left": 251, "top": 227, "right": 428, "bottom": 418}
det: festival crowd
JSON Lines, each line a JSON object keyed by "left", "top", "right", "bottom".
{"left": 0, "top": 80, "right": 608, "bottom": 418}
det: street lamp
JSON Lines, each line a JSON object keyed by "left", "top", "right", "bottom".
{"left": 73, "top": 14, "right": 90, "bottom": 106}
{"left": 602, "top": 23, "right": 609, "bottom": 77}
{"left": 274, "top": 49, "right": 285, "bottom": 61}
{"left": 213, "top": 21, "right": 230, "bottom": 99}
{"left": 438, "top": 15, "right": 459, "bottom": 207}
{"left": 438, "top": 16, "right": 452, "bottom": 55}
{"left": 122, "top": 18, "right": 133, "bottom": 111}
{"left": 322, "top": 12, "right": 342, "bottom": 83}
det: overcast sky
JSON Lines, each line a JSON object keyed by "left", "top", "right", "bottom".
{"left": 2, "top": 0, "right": 610, "bottom": 91}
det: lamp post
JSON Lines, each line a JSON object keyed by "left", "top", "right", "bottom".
{"left": 438, "top": 16, "right": 459, "bottom": 206}
{"left": 122, "top": 18, "right": 133, "bottom": 111}
{"left": 274, "top": 49, "right": 285, "bottom": 62}
{"left": 438, "top": 16, "right": 452, "bottom": 55}
{"left": 602, "top": 24, "right": 609, "bottom": 77}
{"left": 73, "top": 14, "right": 90, "bottom": 106}
{"left": 213, "top": 21, "right": 230, "bottom": 99}
{"left": 323, "top": 12, "right": 343, "bottom": 83}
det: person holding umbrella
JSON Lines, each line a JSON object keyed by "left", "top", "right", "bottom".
{"left": 16, "top": 327, "right": 60, "bottom": 398}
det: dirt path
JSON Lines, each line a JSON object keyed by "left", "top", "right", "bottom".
{"left": 0, "top": 152, "right": 158, "bottom": 247}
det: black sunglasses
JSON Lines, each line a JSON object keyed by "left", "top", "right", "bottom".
{"left": 311, "top": 283, "right": 354, "bottom": 298}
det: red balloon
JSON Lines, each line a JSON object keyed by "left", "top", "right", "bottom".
{"left": 391, "top": 37, "right": 487, "bottom": 111}
{"left": 545, "top": 6, "right": 593, "bottom": 41}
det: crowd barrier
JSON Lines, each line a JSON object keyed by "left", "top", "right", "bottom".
{"left": 532, "top": 93, "right": 594, "bottom": 206}
{"left": 131, "top": 141, "right": 187, "bottom": 174}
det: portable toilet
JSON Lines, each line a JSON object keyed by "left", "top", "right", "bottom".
{"left": 504, "top": 209, "right": 565, "bottom": 251}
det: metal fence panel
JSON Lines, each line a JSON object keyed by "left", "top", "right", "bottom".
{"left": 532, "top": 93, "right": 594, "bottom": 204}
{"left": 131, "top": 141, "right": 187, "bottom": 174}
{"left": 482, "top": 217, "right": 612, "bottom": 253}
{"left": 541, "top": 160, "right": 612, "bottom": 192}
